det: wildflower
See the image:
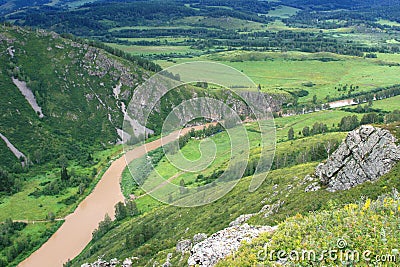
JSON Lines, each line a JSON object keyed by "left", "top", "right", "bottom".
{"left": 362, "top": 199, "right": 371, "bottom": 211}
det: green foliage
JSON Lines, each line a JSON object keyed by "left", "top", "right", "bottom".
{"left": 302, "top": 126, "right": 310, "bottom": 137}
{"left": 287, "top": 127, "right": 294, "bottom": 140}
{"left": 361, "top": 112, "right": 382, "bottom": 124}
{"left": 92, "top": 214, "right": 112, "bottom": 242}
{"left": 218, "top": 194, "right": 400, "bottom": 267}
{"left": 311, "top": 122, "right": 328, "bottom": 135}
{"left": 385, "top": 110, "right": 400, "bottom": 123}
{"left": 339, "top": 115, "right": 360, "bottom": 131}
{"left": 0, "top": 168, "right": 15, "bottom": 195}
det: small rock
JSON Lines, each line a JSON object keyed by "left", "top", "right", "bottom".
{"left": 122, "top": 258, "right": 132, "bottom": 267}
{"left": 176, "top": 239, "right": 192, "bottom": 253}
{"left": 229, "top": 214, "right": 254, "bottom": 227}
{"left": 193, "top": 233, "right": 208, "bottom": 244}
{"left": 305, "top": 182, "right": 321, "bottom": 192}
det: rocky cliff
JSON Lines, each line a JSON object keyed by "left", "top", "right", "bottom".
{"left": 316, "top": 125, "right": 400, "bottom": 191}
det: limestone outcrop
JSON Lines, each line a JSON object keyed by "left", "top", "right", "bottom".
{"left": 316, "top": 125, "right": 400, "bottom": 191}
{"left": 188, "top": 224, "right": 276, "bottom": 267}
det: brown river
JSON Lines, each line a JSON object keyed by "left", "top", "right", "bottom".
{"left": 19, "top": 125, "right": 208, "bottom": 267}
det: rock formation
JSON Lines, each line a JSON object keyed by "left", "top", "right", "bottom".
{"left": 188, "top": 224, "right": 276, "bottom": 267}
{"left": 316, "top": 125, "right": 400, "bottom": 191}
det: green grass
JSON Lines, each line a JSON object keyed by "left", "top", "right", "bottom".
{"left": 274, "top": 110, "right": 358, "bottom": 141}
{"left": 266, "top": 5, "right": 300, "bottom": 18}
{"left": 108, "top": 25, "right": 197, "bottom": 32}
{"left": 0, "top": 145, "right": 122, "bottom": 222}
{"left": 75, "top": 149, "right": 400, "bottom": 267}
{"left": 122, "top": 127, "right": 262, "bottom": 206}
{"left": 120, "top": 106, "right": 362, "bottom": 213}
{"left": 106, "top": 43, "right": 197, "bottom": 55}
{"left": 377, "top": 19, "right": 400, "bottom": 27}
{"left": 116, "top": 37, "right": 190, "bottom": 43}
{"left": 174, "top": 16, "right": 266, "bottom": 31}
{"left": 372, "top": 95, "right": 400, "bottom": 112}
{"left": 218, "top": 194, "right": 400, "bottom": 267}
{"left": 156, "top": 51, "right": 400, "bottom": 103}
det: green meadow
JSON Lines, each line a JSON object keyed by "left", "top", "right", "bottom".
{"left": 156, "top": 51, "right": 400, "bottom": 103}
{"left": 267, "top": 5, "right": 300, "bottom": 18}
{"left": 106, "top": 43, "right": 198, "bottom": 55}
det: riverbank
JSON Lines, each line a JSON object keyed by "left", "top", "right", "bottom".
{"left": 18, "top": 124, "right": 211, "bottom": 267}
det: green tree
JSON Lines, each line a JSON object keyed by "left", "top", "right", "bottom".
{"left": 385, "top": 110, "right": 400, "bottom": 123}
{"left": 179, "top": 179, "right": 187, "bottom": 194}
{"left": 361, "top": 113, "right": 380, "bottom": 125}
{"left": 46, "top": 212, "right": 55, "bottom": 222}
{"left": 312, "top": 95, "right": 317, "bottom": 104}
{"left": 302, "top": 126, "right": 310, "bottom": 137}
{"left": 339, "top": 115, "right": 359, "bottom": 131}
{"left": 288, "top": 127, "right": 295, "bottom": 140}
{"left": 60, "top": 167, "right": 69, "bottom": 181}
{"left": 115, "top": 202, "right": 127, "bottom": 221}
{"left": 58, "top": 154, "right": 68, "bottom": 168}
{"left": 0, "top": 168, "right": 14, "bottom": 193}
{"left": 125, "top": 200, "right": 138, "bottom": 217}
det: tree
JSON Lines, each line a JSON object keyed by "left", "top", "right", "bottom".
{"left": 288, "top": 127, "right": 295, "bottom": 140}
{"left": 92, "top": 214, "right": 112, "bottom": 241}
{"left": 33, "top": 149, "right": 43, "bottom": 164}
{"left": 339, "top": 115, "right": 359, "bottom": 131}
{"left": 312, "top": 95, "right": 317, "bottom": 104}
{"left": 385, "top": 110, "right": 400, "bottom": 123}
{"left": 46, "top": 212, "right": 55, "bottom": 222}
{"left": 179, "top": 179, "right": 188, "bottom": 194}
{"left": 125, "top": 199, "right": 138, "bottom": 217}
{"left": 324, "top": 141, "right": 333, "bottom": 159}
{"left": 302, "top": 126, "right": 310, "bottom": 137}
{"left": 115, "top": 202, "right": 127, "bottom": 221}
{"left": 361, "top": 113, "right": 380, "bottom": 125}
{"left": 60, "top": 167, "right": 70, "bottom": 181}
{"left": 0, "top": 168, "right": 14, "bottom": 193}
{"left": 58, "top": 154, "right": 68, "bottom": 168}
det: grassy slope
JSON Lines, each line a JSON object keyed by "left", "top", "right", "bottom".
{"left": 218, "top": 193, "right": 400, "bottom": 267}
{"left": 73, "top": 121, "right": 400, "bottom": 266}
{"left": 0, "top": 25, "right": 147, "bottom": 266}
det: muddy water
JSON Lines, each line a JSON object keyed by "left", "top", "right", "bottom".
{"left": 18, "top": 125, "right": 209, "bottom": 267}
{"left": 328, "top": 98, "right": 356, "bottom": 108}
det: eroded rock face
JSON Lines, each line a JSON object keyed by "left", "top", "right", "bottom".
{"left": 188, "top": 224, "right": 276, "bottom": 267}
{"left": 316, "top": 125, "right": 400, "bottom": 192}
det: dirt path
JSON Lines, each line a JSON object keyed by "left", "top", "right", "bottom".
{"left": 18, "top": 124, "right": 211, "bottom": 267}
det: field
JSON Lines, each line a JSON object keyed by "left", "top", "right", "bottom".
{"left": 266, "top": 5, "right": 300, "bottom": 18}
{"left": 156, "top": 51, "right": 400, "bottom": 103}
{"left": 106, "top": 43, "right": 197, "bottom": 55}
{"left": 377, "top": 19, "right": 400, "bottom": 27}
{"left": 372, "top": 95, "right": 400, "bottom": 111}
{"left": 174, "top": 16, "right": 266, "bottom": 31}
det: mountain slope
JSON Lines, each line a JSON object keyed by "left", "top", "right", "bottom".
{"left": 72, "top": 124, "right": 400, "bottom": 266}
{"left": 0, "top": 25, "right": 152, "bottom": 170}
